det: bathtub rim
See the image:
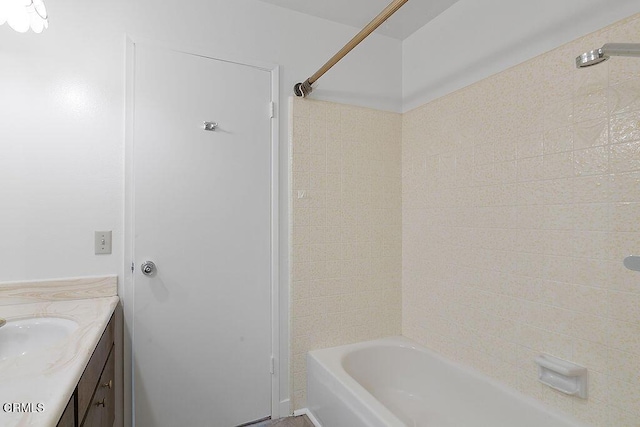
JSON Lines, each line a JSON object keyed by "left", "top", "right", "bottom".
{"left": 309, "top": 338, "right": 415, "bottom": 426}
{"left": 307, "top": 335, "right": 590, "bottom": 427}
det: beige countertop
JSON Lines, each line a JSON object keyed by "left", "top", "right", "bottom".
{"left": 0, "top": 276, "right": 118, "bottom": 427}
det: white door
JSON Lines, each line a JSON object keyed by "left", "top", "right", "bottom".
{"left": 132, "top": 44, "right": 274, "bottom": 427}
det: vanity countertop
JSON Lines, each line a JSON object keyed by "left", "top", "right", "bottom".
{"left": 0, "top": 276, "right": 118, "bottom": 427}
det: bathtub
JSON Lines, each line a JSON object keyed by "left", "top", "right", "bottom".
{"left": 307, "top": 336, "right": 588, "bottom": 427}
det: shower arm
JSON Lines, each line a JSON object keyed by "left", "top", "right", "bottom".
{"left": 600, "top": 43, "right": 640, "bottom": 57}
{"left": 294, "top": 0, "right": 409, "bottom": 97}
{"left": 576, "top": 42, "right": 640, "bottom": 68}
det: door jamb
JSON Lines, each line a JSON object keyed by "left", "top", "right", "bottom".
{"left": 123, "top": 36, "right": 282, "bottom": 426}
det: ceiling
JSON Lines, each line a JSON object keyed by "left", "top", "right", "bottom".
{"left": 257, "top": 0, "right": 460, "bottom": 40}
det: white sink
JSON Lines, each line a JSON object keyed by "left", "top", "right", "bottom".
{"left": 0, "top": 317, "right": 79, "bottom": 361}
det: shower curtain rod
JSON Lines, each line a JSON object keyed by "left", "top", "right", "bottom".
{"left": 294, "top": 0, "right": 409, "bottom": 97}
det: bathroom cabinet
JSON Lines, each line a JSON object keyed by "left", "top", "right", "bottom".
{"left": 56, "top": 313, "right": 115, "bottom": 427}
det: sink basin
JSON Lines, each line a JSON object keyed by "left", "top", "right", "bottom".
{"left": 0, "top": 317, "right": 79, "bottom": 360}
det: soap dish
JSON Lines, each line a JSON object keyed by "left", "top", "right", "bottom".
{"left": 535, "top": 354, "right": 588, "bottom": 398}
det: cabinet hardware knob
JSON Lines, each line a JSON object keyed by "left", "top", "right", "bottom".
{"left": 95, "top": 398, "right": 106, "bottom": 407}
{"left": 102, "top": 380, "right": 113, "bottom": 389}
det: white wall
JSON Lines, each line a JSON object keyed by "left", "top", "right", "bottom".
{"left": 0, "top": 0, "right": 402, "bottom": 283}
{"left": 403, "top": 0, "right": 640, "bottom": 111}
{"left": 0, "top": 1, "right": 127, "bottom": 282}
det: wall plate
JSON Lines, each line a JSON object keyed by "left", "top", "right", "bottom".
{"left": 95, "top": 231, "right": 112, "bottom": 254}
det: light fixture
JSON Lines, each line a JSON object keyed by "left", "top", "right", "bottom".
{"left": 0, "top": 0, "right": 48, "bottom": 34}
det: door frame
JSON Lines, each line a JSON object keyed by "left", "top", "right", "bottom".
{"left": 123, "top": 36, "right": 281, "bottom": 426}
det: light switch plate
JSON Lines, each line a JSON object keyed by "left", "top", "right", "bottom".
{"left": 95, "top": 231, "right": 112, "bottom": 254}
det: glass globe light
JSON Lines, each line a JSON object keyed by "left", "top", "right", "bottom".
{"left": 0, "top": 0, "right": 48, "bottom": 33}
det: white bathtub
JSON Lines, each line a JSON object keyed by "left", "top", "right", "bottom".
{"left": 307, "top": 336, "right": 588, "bottom": 427}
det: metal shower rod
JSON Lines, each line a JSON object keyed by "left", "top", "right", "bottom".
{"left": 294, "top": 0, "right": 409, "bottom": 97}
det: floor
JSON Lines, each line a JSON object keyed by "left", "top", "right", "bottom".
{"left": 248, "top": 415, "right": 315, "bottom": 427}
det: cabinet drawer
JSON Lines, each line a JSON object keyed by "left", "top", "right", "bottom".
{"left": 78, "top": 314, "right": 114, "bottom": 423}
{"left": 80, "top": 347, "right": 115, "bottom": 427}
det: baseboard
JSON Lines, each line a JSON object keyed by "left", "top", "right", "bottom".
{"left": 293, "top": 408, "right": 322, "bottom": 427}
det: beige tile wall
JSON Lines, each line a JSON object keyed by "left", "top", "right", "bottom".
{"left": 402, "top": 14, "right": 640, "bottom": 427}
{"left": 290, "top": 98, "right": 402, "bottom": 408}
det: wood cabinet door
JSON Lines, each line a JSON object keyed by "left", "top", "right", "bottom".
{"left": 80, "top": 348, "right": 114, "bottom": 427}
{"left": 56, "top": 395, "right": 75, "bottom": 427}
{"left": 100, "top": 348, "right": 115, "bottom": 427}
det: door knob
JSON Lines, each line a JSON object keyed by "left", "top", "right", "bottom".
{"left": 141, "top": 261, "right": 156, "bottom": 276}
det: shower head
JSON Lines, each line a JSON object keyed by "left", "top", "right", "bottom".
{"left": 576, "top": 48, "right": 608, "bottom": 68}
{"left": 576, "top": 43, "right": 640, "bottom": 68}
